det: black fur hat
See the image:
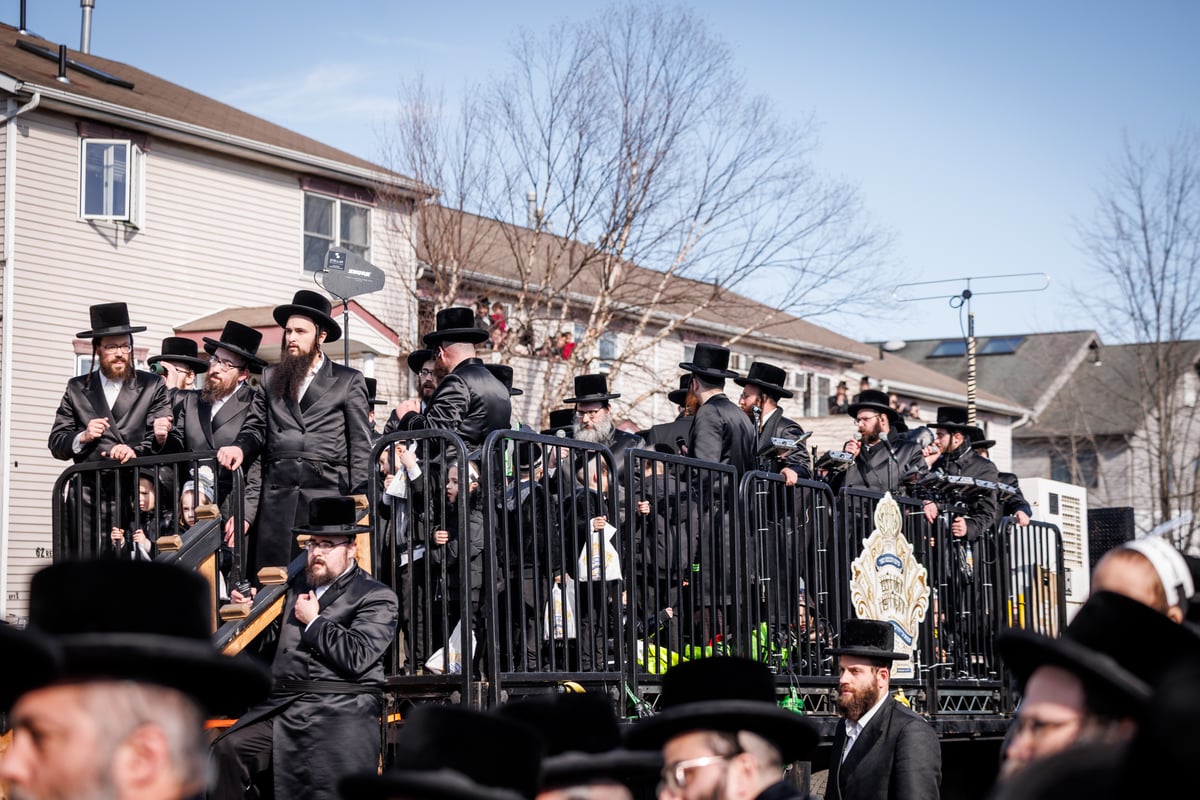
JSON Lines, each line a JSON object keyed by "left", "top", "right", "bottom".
{"left": 625, "top": 656, "right": 818, "bottom": 762}
{"left": 339, "top": 704, "right": 545, "bottom": 800}
{"left": 17, "top": 560, "right": 271, "bottom": 716}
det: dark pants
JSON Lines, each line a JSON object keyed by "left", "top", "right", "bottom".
{"left": 208, "top": 716, "right": 274, "bottom": 800}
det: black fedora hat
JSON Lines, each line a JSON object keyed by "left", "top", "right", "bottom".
{"left": 667, "top": 374, "right": 691, "bottom": 406}
{"left": 20, "top": 560, "right": 271, "bottom": 717}
{"left": 626, "top": 656, "right": 818, "bottom": 762}
{"left": 293, "top": 496, "right": 371, "bottom": 537}
{"left": 273, "top": 289, "right": 342, "bottom": 342}
{"left": 0, "top": 621, "right": 61, "bottom": 711}
{"left": 339, "top": 704, "right": 545, "bottom": 800}
{"left": 678, "top": 343, "right": 738, "bottom": 382}
{"left": 365, "top": 378, "right": 389, "bottom": 406}
{"left": 542, "top": 408, "right": 576, "bottom": 437}
{"left": 828, "top": 618, "right": 909, "bottom": 662}
{"left": 998, "top": 591, "right": 1200, "bottom": 716}
{"left": 498, "top": 693, "right": 661, "bottom": 792}
{"left": 485, "top": 363, "right": 523, "bottom": 396}
{"left": 423, "top": 307, "right": 490, "bottom": 348}
{"left": 203, "top": 320, "right": 268, "bottom": 372}
{"left": 564, "top": 373, "right": 619, "bottom": 404}
{"left": 846, "top": 389, "right": 901, "bottom": 424}
{"left": 734, "top": 361, "right": 793, "bottom": 399}
{"left": 968, "top": 426, "right": 995, "bottom": 451}
{"left": 408, "top": 348, "right": 435, "bottom": 375}
{"left": 147, "top": 336, "right": 210, "bottom": 373}
{"left": 933, "top": 405, "right": 975, "bottom": 433}
{"left": 76, "top": 302, "right": 147, "bottom": 339}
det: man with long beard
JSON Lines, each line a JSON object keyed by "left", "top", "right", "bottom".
{"left": 826, "top": 619, "right": 941, "bottom": 800}
{"left": 564, "top": 373, "right": 644, "bottom": 485}
{"left": 218, "top": 290, "right": 373, "bottom": 577}
{"left": 210, "top": 496, "right": 399, "bottom": 800}
{"left": 49, "top": 302, "right": 173, "bottom": 550}
{"left": 171, "top": 321, "right": 267, "bottom": 546}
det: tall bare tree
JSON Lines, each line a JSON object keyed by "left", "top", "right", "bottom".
{"left": 1077, "top": 130, "right": 1200, "bottom": 543}
{"left": 378, "top": 4, "right": 890, "bottom": 424}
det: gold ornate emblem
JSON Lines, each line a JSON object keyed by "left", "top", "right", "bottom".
{"left": 848, "top": 492, "right": 931, "bottom": 679}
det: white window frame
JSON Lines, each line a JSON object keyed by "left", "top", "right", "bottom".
{"left": 79, "top": 138, "right": 145, "bottom": 228}
{"left": 303, "top": 191, "right": 371, "bottom": 272}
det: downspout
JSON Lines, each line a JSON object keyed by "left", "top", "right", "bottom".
{"left": 1, "top": 91, "right": 41, "bottom": 620}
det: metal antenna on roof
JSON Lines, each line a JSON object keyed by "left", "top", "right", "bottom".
{"left": 892, "top": 273, "right": 1049, "bottom": 424}
{"left": 80, "top": 0, "right": 95, "bottom": 54}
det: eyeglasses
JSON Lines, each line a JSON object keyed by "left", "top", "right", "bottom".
{"left": 855, "top": 414, "right": 881, "bottom": 425}
{"left": 1009, "top": 714, "right": 1080, "bottom": 742}
{"left": 304, "top": 539, "right": 353, "bottom": 552}
{"left": 659, "top": 754, "right": 736, "bottom": 792}
{"left": 208, "top": 356, "right": 245, "bottom": 372}
{"left": 418, "top": 369, "right": 436, "bottom": 378}
{"left": 101, "top": 343, "right": 132, "bottom": 354}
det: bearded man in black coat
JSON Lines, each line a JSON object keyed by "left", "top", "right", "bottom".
{"left": 218, "top": 291, "right": 373, "bottom": 577}
{"left": 48, "top": 302, "right": 173, "bottom": 553}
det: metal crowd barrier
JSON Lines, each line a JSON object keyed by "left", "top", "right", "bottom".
{"left": 49, "top": 431, "right": 1068, "bottom": 733}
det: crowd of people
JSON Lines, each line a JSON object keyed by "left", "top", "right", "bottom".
{"left": 24, "top": 295, "right": 1200, "bottom": 799}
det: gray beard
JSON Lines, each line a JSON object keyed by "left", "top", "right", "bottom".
{"left": 573, "top": 416, "right": 614, "bottom": 445}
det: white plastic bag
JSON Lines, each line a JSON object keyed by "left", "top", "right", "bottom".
{"left": 424, "top": 619, "right": 476, "bottom": 674}
{"left": 543, "top": 575, "right": 578, "bottom": 640}
{"left": 577, "top": 521, "right": 622, "bottom": 582}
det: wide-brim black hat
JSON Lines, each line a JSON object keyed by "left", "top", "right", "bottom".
{"left": 678, "top": 343, "right": 738, "bottom": 381}
{"left": 847, "top": 389, "right": 901, "bottom": 424}
{"left": 203, "top": 320, "right": 267, "bottom": 372}
{"left": 997, "top": 591, "right": 1200, "bottom": 714}
{"left": 293, "top": 496, "right": 371, "bottom": 537}
{"left": 542, "top": 408, "right": 576, "bottom": 437}
{"left": 22, "top": 560, "right": 271, "bottom": 717}
{"left": 968, "top": 426, "right": 995, "bottom": 450}
{"left": 565, "top": 373, "right": 619, "bottom": 404}
{"left": 408, "top": 348, "right": 435, "bottom": 375}
{"left": 274, "top": 289, "right": 342, "bottom": 342}
{"left": 485, "top": 363, "right": 523, "bottom": 396}
{"left": 423, "top": 307, "right": 490, "bottom": 347}
{"left": 147, "top": 336, "right": 210, "bottom": 372}
{"left": 933, "top": 405, "right": 975, "bottom": 433}
{"left": 626, "top": 656, "right": 818, "bottom": 762}
{"left": 497, "top": 693, "right": 661, "bottom": 791}
{"left": 77, "top": 302, "right": 147, "bottom": 339}
{"left": 339, "top": 704, "right": 544, "bottom": 800}
{"left": 365, "top": 378, "right": 390, "bottom": 406}
{"left": 0, "top": 622, "right": 61, "bottom": 711}
{"left": 667, "top": 374, "right": 691, "bottom": 406}
{"left": 827, "top": 618, "right": 909, "bottom": 661}
{"left": 734, "top": 362, "right": 793, "bottom": 399}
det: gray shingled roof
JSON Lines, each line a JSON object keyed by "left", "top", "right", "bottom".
{"left": 874, "top": 331, "right": 1098, "bottom": 410}
{"left": 1021, "top": 340, "right": 1200, "bottom": 438}
{"left": 0, "top": 23, "right": 426, "bottom": 193}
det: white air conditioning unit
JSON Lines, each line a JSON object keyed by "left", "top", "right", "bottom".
{"left": 1024, "top": 477, "right": 1090, "bottom": 618}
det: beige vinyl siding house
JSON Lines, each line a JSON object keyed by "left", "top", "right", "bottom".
{"left": 0, "top": 27, "right": 426, "bottom": 621}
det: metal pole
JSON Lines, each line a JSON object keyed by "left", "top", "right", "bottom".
{"left": 966, "top": 302, "right": 977, "bottom": 426}
{"left": 343, "top": 305, "right": 350, "bottom": 366}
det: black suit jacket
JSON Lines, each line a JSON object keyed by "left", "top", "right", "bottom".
{"left": 688, "top": 392, "right": 756, "bottom": 476}
{"left": 48, "top": 370, "right": 171, "bottom": 463}
{"left": 395, "top": 357, "right": 512, "bottom": 447}
{"left": 757, "top": 407, "right": 812, "bottom": 479}
{"left": 233, "top": 358, "right": 373, "bottom": 569}
{"left": 170, "top": 382, "right": 263, "bottom": 523}
{"left": 827, "top": 696, "right": 942, "bottom": 800}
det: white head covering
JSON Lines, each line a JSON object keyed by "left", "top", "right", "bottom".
{"left": 1124, "top": 536, "right": 1195, "bottom": 609}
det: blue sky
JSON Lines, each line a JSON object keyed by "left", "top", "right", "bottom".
{"left": 11, "top": 1, "right": 1199, "bottom": 344}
